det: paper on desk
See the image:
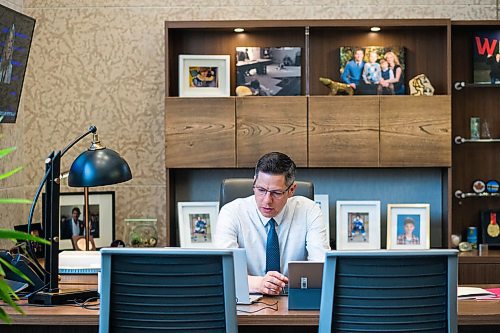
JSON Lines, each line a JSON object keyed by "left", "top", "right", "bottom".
{"left": 458, "top": 287, "right": 498, "bottom": 300}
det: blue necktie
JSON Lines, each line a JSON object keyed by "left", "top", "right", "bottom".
{"left": 266, "top": 218, "right": 280, "bottom": 273}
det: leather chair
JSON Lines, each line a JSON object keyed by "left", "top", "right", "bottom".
{"left": 219, "top": 178, "right": 314, "bottom": 209}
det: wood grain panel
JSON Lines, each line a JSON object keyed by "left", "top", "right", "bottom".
{"left": 309, "top": 96, "right": 379, "bottom": 167}
{"left": 165, "top": 97, "right": 235, "bottom": 167}
{"left": 236, "top": 96, "right": 307, "bottom": 167}
{"left": 380, "top": 95, "right": 451, "bottom": 167}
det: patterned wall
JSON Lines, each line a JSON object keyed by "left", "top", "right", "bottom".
{"left": 0, "top": 0, "right": 498, "bottom": 249}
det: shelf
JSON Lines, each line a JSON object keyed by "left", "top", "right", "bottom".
{"left": 454, "top": 81, "right": 500, "bottom": 91}
{"left": 454, "top": 136, "right": 500, "bottom": 144}
{"left": 455, "top": 190, "right": 500, "bottom": 199}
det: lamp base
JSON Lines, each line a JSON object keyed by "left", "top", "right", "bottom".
{"left": 28, "top": 288, "right": 99, "bottom": 305}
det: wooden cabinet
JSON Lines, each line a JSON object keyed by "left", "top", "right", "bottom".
{"left": 236, "top": 96, "right": 307, "bottom": 167}
{"left": 309, "top": 95, "right": 451, "bottom": 167}
{"left": 380, "top": 96, "right": 451, "bottom": 167}
{"left": 165, "top": 97, "right": 236, "bottom": 167}
{"left": 309, "top": 96, "right": 379, "bottom": 167}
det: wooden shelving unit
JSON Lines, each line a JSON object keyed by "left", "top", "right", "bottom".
{"left": 164, "top": 19, "right": 453, "bottom": 252}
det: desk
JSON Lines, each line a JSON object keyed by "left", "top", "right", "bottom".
{"left": 1, "top": 277, "right": 499, "bottom": 332}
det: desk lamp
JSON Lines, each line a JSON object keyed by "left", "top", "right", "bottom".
{"left": 27, "top": 125, "right": 132, "bottom": 305}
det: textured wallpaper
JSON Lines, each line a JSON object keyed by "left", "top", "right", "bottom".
{"left": 0, "top": 0, "right": 498, "bottom": 249}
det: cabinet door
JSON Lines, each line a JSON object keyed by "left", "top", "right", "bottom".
{"left": 380, "top": 96, "right": 451, "bottom": 167}
{"left": 165, "top": 97, "right": 236, "bottom": 167}
{"left": 309, "top": 96, "right": 379, "bottom": 167}
{"left": 236, "top": 96, "right": 307, "bottom": 167}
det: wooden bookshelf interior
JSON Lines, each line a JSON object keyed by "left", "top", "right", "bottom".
{"left": 451, "top": 21, "right": 500, "bottom": 283}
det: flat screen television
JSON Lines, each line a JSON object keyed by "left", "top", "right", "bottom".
{"left": 0, "top": 5, "right": 35, "bottom": 123}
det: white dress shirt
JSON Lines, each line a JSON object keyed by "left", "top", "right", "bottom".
{"left": 215, "top": 195, "right": 330, "bottom": 276}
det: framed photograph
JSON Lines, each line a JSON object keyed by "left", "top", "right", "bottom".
{"left": 339, "top": 46, "right": 406, "bottom": 95}
{"left": 472, "top": 31, "right": 500, "bottom": 84}
{"left": 314, "top": 194, "right": 330, "bottom": 242}
{"left": 178, "top": 55, "right": 230, "bottom": 97}
{"left": 336, "top": 201, "right": 381, "bottom": 250}
{"left": 387, "top": 204, "right": 430, "bottom": 250}
{"left": 235, "top": 46, "right": 301, "bottom": 96}
{"left": 178, "top": 202, "right": 219, "bottom": 248}
{"left": 43, "top": 191, "right": 115, "bottom": 250}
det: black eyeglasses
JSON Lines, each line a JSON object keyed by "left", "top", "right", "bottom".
{"left": 253, "top": 183, "right": 293, "bottom": 199}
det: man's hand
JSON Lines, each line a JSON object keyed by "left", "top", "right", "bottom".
{"left": 249, "top": 271, "right": 288, "bottom": 295}
{"left": 349, "top": 83, "right": 356, "bottom": 89}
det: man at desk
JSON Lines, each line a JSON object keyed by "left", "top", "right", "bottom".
{"left": 215, "top": 152, "right": 330, "bottom": 295}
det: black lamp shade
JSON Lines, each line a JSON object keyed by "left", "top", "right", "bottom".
{"left": 68, "top": 148, "right": 132, "bottom": 187}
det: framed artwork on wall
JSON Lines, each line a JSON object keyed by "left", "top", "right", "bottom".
{"left": 387, "top": 204, "right": 430, "bottom": 250}
{"left": 336, "top": 200, "right": 381, "bottom": 250}
{"left": 43, "top": 191, "right": 115, "bottom": 250}
{"left": 178, "top": 54, "right": 230, "bottom": 97}
{"left": 177, "top": 201, "right": 219, "bottom": 248}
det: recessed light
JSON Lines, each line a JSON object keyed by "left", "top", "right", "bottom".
{"left": 234, "top": 28, "right": 245, "bottom": 33}
{"left": 370, "top": 26, "right": 381, "bottom": 32}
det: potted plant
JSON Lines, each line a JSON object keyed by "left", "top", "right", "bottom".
{"left": 0, "top": 124, "right": 49, "bottom": 323}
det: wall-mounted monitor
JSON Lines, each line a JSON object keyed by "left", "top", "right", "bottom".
{"left": 0, "top": 4, "right": 35, "bottom": 123}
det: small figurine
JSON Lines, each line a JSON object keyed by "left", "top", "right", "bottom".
{"left": 319, "top": 77, "right": 354, "bottom": 96}
{"left": 409, "top": 74, "right": 435, "bottom": 96}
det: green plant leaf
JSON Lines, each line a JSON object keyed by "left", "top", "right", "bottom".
{"left": 0, "top": 257, "right": 33, "bottom": 285}
{"left": 0, "top": 279, "right": 23, "bottom": 320}
{"left": 0, "top": 166, "right": 23, "bottom": 181}
{"left": 0, "top": 229, "right": 50, "bottom": 245}
{"left": 0, "top": 146, "right": 16, "bottom": 159}
{"left": 0, "top": 307, "right": 11, "bottom": 324}
{"left": 0, "top": 198, "right": 32, "bottom": 204}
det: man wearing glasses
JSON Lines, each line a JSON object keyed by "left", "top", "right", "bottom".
{"left": 215, "top": 152, "right": 330, "bottom": 295}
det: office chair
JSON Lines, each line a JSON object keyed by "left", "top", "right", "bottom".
{"left": 99, "top": 248, "right": 238, "bottom": 333}
{"left": 219, "top": 178, "right": 314, "bottom": 209}
{"left": 318, "top": 250, "right": 458, "bottom": 333}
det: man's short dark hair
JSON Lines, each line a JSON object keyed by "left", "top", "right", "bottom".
{"left": 254, "top": 152, "right": 296, "bottom": 186}
{"left": 72, "top": 207, "right": 81, "bottom": 215}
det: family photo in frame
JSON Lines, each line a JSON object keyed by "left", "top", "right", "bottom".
{"left": 386, "top": 204, "right": 430, "bottom": 250}
{"left": 339, "top": 46, "right": 406, "bottom": 95}
{"left": 336, "top": 200, "right": 381, "bottom": 250}
{"left": 177, "top": 201, "right": 219, "bottom": 248}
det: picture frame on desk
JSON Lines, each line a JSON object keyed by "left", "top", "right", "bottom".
{"left": 314, "top": 194, "right": 330, "bottom": 242}
{"left": 387, "top": 203, "right": 430, "bottom": 250}
{"left": 336, "top": 200, "right": 381, "bottom": 250}
{"left": 178, "top": 54, "right": 230, "bottom": 97}
{"left": 177, "top": 201, "right": 219, "bottom": 248}
{"left": 43, "top": 191, "right": 115, "bottom": 250}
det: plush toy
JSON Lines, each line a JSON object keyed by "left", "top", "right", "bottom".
{"left": 319, "top": 77, "right": 354, "bottom": 95}
{"left": 409, "top": 74, "right": 435, "bottom": 96}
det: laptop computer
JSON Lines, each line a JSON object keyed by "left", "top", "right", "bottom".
{"left": 231, "top": 248, "right": 263, "bottom": 305}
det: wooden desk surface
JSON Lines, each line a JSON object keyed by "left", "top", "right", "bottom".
{"left": 1, "top": 276, "right": 500, "bottom": 327}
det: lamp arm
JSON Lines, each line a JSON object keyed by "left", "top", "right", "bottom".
{"left": 24, "top": 166, "right": 51, "bottom": 276}
{"left": 27, "top": 168, "right": 51, "bottom": 234}
{"left": 61, "top": 125, "right": 96, "bottom": 157}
